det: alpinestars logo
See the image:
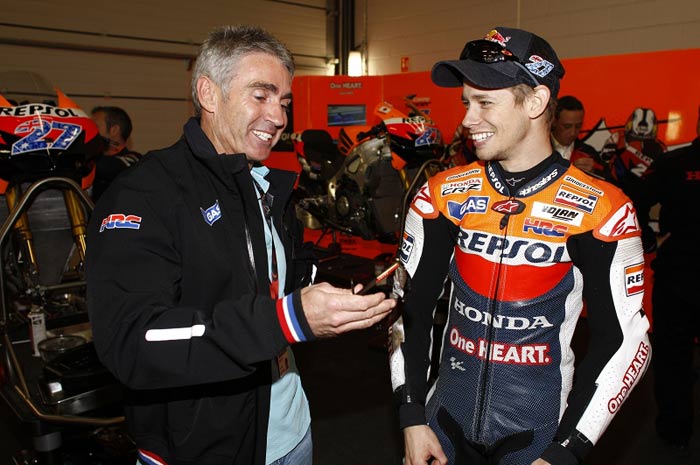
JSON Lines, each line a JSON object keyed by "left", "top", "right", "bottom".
{"left": 517, "top": 168, "right": 558, "bottom": 196}
{"left": 491, "top": 199, "right": 525, "bottom": 214}
{"left": 410, "top": 184, "right": 436, "bottom": 218}
{"left": 598, "top": 202, "right": 640, "bottom": 238}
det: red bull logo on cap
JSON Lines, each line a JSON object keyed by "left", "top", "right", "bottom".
{"left": 484, "top": 29, "right": 510, "bottom": 47}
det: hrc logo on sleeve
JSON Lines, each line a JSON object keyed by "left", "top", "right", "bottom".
{"left": 100, "top": 214, "right": 142, "bottom": 232}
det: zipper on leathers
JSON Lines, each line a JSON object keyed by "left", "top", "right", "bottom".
{"left": 473, "top": 197, "right": 513, "bottom": 440}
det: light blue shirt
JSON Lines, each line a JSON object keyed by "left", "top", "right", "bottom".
{"left": 251, "top": 167, "right": 311, "bottom": 464}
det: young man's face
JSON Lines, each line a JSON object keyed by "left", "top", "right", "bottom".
{"left": 206, "top": 52, "right": 292, "bottom": 163}
{"left": 460, "top": 83, "right": 532, "bottom": 164}
{"left": 551, "top": 109, "right": 584, "bottom": 147}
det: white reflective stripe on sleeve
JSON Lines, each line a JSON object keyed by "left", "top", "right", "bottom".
{"left": 310, "top": 264, "right": 318, "bottom": 284}
{"left": 145, "top": 324, "right": 206, "bottom": 341}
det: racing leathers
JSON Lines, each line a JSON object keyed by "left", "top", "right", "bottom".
{"left": 391, "top": 153, "right": 650, "bottom": 465}
{"left": 86, "top": 118, "right": 316, "bottom": 465}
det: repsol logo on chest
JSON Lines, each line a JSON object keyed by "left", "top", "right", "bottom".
{"left": 454, "top": 297, "right": 553, "bottom": 330}
{"left": 456, "top": 229, "right": 566, "bottom": 264}
{"left": 0, "top": 104, "right": 85, "bottom": 118}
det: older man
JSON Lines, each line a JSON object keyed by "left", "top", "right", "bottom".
{"left": 86, "top": 25, "right": 395, "bottom": 465}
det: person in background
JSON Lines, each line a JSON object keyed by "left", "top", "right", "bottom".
{"left": 389, "top": 26, "right": 650, "bottom": 465}
{"left": 86, "top": 25, "right": 395, "bottom": 465}
{"left": 600, "top": 107, "right": 666, "bottom": 200}
{"left": 90, "top": 106, "right": 142, "bottom": 201}
{"left": 550, "top": 95, "right": 603, "bottom": 176}
{"left": 635, "top": 107, "right": 700, "bottom": 458}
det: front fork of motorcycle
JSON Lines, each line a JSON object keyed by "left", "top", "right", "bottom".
{"left": 62, "top": 189, "right": 88, "bottom": 263}
{"left": 4, "top": 185, "right": 39, "bottom": 280}
{"left": 398, "top": 168, "right": 410, "bottom": 191}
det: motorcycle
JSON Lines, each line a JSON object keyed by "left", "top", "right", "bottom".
{"left": 293, "top": 98, "right": 445, "bottom": 244}
{"left": 0, "top": 85, "right": 100, "bottom": 305}
{"left": 0, "top": 75, "right": 128, "bottom": 464}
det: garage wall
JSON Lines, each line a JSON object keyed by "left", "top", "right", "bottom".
{"left": 362, "top": 0, "right": 700, "bottom": 75}
{"left": 3, "top": 0, "right": 698, "bottom": 153}
{"left": 0, "top": 0, "right": 330, "bottom": 153}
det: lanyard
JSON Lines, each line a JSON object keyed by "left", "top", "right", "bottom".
{"left": 252, "top": 179, "right": 279, "bottom": 299}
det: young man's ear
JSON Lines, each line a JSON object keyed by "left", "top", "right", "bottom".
{"left": 196, "top": 76, "right": 219, "bottom": 114}
{"left": 528, "top": 85, "right": 551, "bottom": 120}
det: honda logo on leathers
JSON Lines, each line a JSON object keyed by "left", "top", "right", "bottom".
{"left": 454, "top": 297, "right": 553, "bottom": 330}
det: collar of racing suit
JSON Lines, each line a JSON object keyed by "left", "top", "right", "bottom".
{"left": 488, "top": 151, "right": 568, "bottom": 197}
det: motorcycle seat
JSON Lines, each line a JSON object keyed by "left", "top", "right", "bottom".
{"left": 300, "top": 129, "right": 343, "bottom": 169}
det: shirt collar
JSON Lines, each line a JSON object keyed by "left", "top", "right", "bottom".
{"left": 551, "top": 135, "right": 573, "bottom": 160}
{"left": 251, "top": 165, "right": 271, "bottom": 193}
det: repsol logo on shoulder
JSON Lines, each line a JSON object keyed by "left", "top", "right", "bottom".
{"left": 554, "top": 186, "right": 598, "bottom": 213}
{"left": 0, "top": 104, "right": 86, "bottom": 118}
{"left": 531, "top": 201, "right": 583, "bottom": 226}
{"left": 454, "top": 297, "right": 553, "bottom": 330}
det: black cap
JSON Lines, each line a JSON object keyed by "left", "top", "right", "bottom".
{"left": 431, "top": 27, "right": 565, "bottom": 98}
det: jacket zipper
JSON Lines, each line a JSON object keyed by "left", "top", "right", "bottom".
{"left": 473, "top": 196, "right": 513, "bottom": 440}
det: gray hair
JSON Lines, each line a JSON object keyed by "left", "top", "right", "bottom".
{"left": 191, "top": 25, "right": 295, "bottom": 115}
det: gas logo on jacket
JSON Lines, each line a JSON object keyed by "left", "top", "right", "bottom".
{"left": 201, "top": 200, "right": 222, "bottom": 226}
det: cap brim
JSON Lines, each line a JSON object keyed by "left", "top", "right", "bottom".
{"left": 431, "top": 59, "right": 526, "bottom": 89}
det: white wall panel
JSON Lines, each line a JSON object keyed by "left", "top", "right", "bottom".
{"left": 365, "top": 0, "right": 700, "bottom": 76}
{"left": 0, "top": 0, "right": 330, "bottom": 153}
{"left": 2, "top": 0, "right": 698, "bottom": 152}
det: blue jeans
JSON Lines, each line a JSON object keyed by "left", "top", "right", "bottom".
{"left": 268, "top": 426, "right": 313, "bottom": 465}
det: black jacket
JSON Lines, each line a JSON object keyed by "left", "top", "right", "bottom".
{"left": 636, "top": 137, "right": 700, "bottom": 274}
{"left": 92, "top": 147, "right": 142, "bottom": 202}
{"left": 86, "top": 118, "right": 316, "bottom": 465}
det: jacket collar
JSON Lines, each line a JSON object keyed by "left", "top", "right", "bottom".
{"left": 183, "top": 117, "right": 297, "bottom": 205}
{"left": 183, "top": 117, "right": 249, "bottom": 177}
